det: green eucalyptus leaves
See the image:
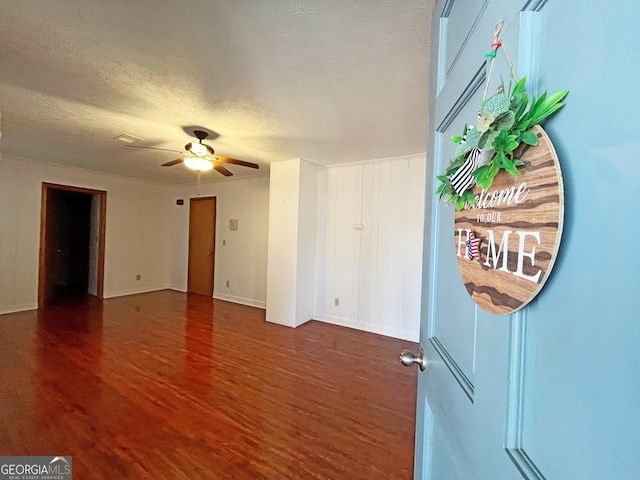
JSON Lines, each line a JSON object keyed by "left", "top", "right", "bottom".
{"left": 436, "top": 76, "right": 568, "bottom": 210}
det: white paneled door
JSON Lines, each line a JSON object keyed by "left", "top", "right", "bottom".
{"left": 412, "top": 1, "right": 640, "bottom": 479}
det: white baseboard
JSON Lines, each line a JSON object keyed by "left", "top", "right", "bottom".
{"left": 167, "top": 288, "right": 266, "bottom": 309}
{"left": 0, "top": 289, "right": 264, "bottom": 315}
{"left": 103, "top": 285, "right": 170, "bottom": 299}
{"left": 0, "top": 303, "right": 38, "bottom": 315}
{"left": 313, "top": 313, "right": 419, "bottom": 342}
{"left": 213, "top": 293, "right": 266, "bottom": 309}
{"left": 296, "top": 316, "right": 312, "bottom": 327}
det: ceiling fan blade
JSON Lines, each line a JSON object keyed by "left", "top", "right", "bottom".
{"left": 161, "top": 158, "right": 184, "bottom": 167}
{"left": 214, "top": 163, "right": 234, "bottom": 176}
{"left": 214, "top": 156, "right": 259, "bottom": 169}
{"left": 127, "top": 145, "right": 182, "bottom": 153}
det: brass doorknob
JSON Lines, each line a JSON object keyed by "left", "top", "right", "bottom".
{"left": 400, "top": 347, "right": 427, "bottom": 371}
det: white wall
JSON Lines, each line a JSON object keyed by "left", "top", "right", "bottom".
{"left": 295, "top": 159, "right": 317, "bottom": 326}
{"left": 265, "top": 159, "right": 317, "bottom": 327}
{"left": 314, "top": 155, "right": 426, "bottom": 342}
{"left": 265, "top": 161, "right": 299, "bottom": 324}
{"left": 0, "top": 156, "right": 172, "bottom": 314}
{"left": 168, "top": 175, "right": 270, "bottom": 308}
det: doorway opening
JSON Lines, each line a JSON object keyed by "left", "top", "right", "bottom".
{"left": 187, "top": 197, "right": 216, "bottom": 296}
{"left": 38, "top": 183, "right": 106, "bottom": 307}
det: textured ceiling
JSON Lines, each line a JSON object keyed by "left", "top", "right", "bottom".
{"left": 0, "top": 1, "right": 433, "bottom": 185}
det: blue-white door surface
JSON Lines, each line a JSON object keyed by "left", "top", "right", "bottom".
{"left": 413, "top": 1, "right": 640, "bottom": 479}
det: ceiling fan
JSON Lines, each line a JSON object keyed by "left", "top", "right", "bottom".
{"left": 128, "top": 130, "right": 259, "bottom": 176}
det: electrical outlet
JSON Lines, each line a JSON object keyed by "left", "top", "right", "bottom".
{"left": 136, "top": 274, "right": 141, "bottom": 281}
{"left": 334, "top": 298, "right": 340, "bottom": 306}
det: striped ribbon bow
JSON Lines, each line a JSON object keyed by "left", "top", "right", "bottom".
{"left": 451, "top": 148, "right": 481, "bottom": 196}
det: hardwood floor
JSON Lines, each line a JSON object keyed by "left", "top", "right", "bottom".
{"left": 0, "top": 290, "right": 418, "bottom": 479}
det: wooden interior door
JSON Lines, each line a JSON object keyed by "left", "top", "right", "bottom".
{"left": 41, "top": 186, "right": 64, "bottom": 306}
{"left": 412, "top": 1, "right": 640, "bottom": 479}
{"left": 188, "top": 197, "right": 216, "bottom": 296}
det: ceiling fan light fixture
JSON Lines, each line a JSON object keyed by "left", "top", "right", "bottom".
{"left": 188, "top": 141, "right": 208, "bottom": 156}
{"left": 184, "top": 157, "right": 213, "bottom": 171}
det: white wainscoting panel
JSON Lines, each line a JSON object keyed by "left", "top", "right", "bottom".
{"left": 314, "top": 155, "right": 426, "bottom": 341}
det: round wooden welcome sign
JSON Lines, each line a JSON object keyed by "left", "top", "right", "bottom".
{"left": 453, "top": 125, "right": 564, "bottom": 314}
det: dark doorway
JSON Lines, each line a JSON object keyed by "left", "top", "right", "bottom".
{"left": 39, "top": 183, "right": 106, "bottom": 307}
{"left": 50, "top": 190, "right": 91, "bottom": 296}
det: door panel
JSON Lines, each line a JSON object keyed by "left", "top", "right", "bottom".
{"left": 430, "top": 415, "right": 460, "bottom": 480}
{"left": 42, "top": 188, "right": 62, "bottom": 305}
{"left": 415, "top": 1, "right": 640, "bottom": 479}
{"left": 444, "top": 1, "right": 489, "bottom": 76}
{"left": 431, "top": 86, "right": 489, "bottom": 389}
{"left": 504, "top": 3, "right": 640, "bottom": 477}
{"left": 435, "top": 1, "right": 520, "bottom": 118}
{"left": 188, "top": 197, "right": 216, "bottom": 297}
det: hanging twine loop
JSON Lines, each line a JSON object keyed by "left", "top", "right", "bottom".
{"left": 483, "top": 20, "right": 519, "bottom": 100}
